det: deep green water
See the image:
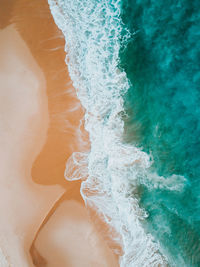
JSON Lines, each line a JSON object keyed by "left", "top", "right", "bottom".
{"left": 120, "top": 0, "right": 200, "bottom": 266}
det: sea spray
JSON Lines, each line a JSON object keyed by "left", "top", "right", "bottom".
{"left": 48, "top": 0, "right": 168, "bottom": 266}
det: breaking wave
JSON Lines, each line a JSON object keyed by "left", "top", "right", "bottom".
{"left": 47, "top": 0, "right": 172, "bottom": 265}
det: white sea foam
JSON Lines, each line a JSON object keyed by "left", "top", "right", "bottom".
{"left": 48, "top": 0, "right": 169, "bottom": 265}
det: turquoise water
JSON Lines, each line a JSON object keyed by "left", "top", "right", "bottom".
{"left": 49, "top": 0, "right": 200, "bottom": 265}
{"left": 120, "top": 0, "right": 200, "bottom": 266}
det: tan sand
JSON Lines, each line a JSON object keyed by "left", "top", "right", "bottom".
{"left": 0, "top": 24, "right": 64, "bottom": 266}
{"left": 34, "top": 200, "right": 118, "bottom": 267}
{"left": 0, "top": 0, "right": 119, "bottom": 266}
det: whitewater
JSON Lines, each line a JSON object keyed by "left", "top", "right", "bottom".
{"left": 48, "top": 0, "right": 171, "bottom": 266}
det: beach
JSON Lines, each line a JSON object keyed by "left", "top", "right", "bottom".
{"left": 1, "top": 0, "right": 198, "bottom": 266}
{"left": 0, "top": 0, "right": 118, "bottom": 266}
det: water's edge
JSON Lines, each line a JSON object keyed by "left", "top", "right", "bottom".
{"left": 48, "top": 0, "right": 169, "bottom": 266}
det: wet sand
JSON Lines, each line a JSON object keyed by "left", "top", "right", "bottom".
{"left": 0, "top": 0, "right": 119, "bottom": 266}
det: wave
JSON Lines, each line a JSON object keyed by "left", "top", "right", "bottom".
{"left": 48, "top": 0, "right": 169, "bottom": 266}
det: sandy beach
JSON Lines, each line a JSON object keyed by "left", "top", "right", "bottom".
{"left": 0, "top": 0, "right": 118, "bottom": 266}
{"left": 0, "top": 23, "right": 64, "bottom": 266}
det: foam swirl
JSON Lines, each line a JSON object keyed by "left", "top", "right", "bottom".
{"left": 48, "top": 0, "right": 169, "bottom": 266}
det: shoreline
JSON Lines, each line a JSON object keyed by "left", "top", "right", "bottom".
{"left": 0, "top": 0, "right": 119, "bottom": 266}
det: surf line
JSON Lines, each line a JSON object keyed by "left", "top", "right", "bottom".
{"left": 48, "top": 0, "right": 169, "bottom": 266}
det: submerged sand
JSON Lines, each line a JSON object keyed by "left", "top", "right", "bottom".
{"left": 0, "top": 0, "right": 119, "bottom": 266}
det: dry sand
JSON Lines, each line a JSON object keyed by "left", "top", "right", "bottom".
{"left": 0, "top": 24, "right": 64, "bottom": 267}
{"left": 34, "top": 200, "right": 118, "bottom": 267}
{"left": 0, "top": 0, "right": 119, "bottom": 266}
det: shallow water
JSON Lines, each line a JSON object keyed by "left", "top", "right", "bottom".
{"left": 17, "top": 0, "right": 199, "bottom": 265}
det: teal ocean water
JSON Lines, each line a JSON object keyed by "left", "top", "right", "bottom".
{"left": 121, "top": 0, "right": 200, "bottom": 266}
{"left": 49, "top": 0, "right": 200, "bottom": 266}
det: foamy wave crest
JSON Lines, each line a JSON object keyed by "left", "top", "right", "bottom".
{"left": 48, "top": 0, "right": 168, "bottom": 265}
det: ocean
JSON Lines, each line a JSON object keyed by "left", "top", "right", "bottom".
{"left": 48, "top": 0, "right": 200, "bottom": 266}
